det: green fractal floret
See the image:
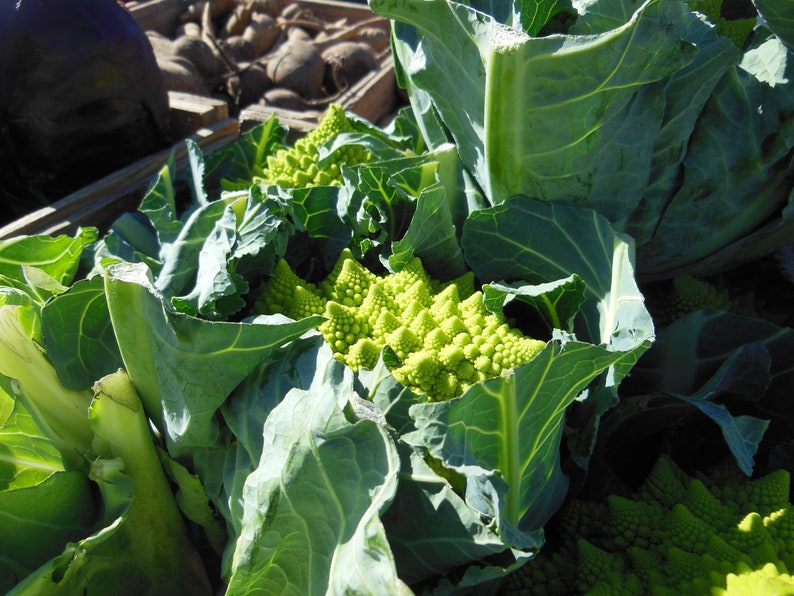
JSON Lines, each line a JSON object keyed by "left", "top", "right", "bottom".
{"left": 253, "top": 258, "right": 323, "bottom": 319}
{"left": 252, "top": 251, "right": 545, "bottom": 401}
{"left": 646, "top": 274, "right": 734, "bottom": 328}
{"left": 259, "top": 103, "right": 372, "bottom": 188}
{"left": 500, "top": 455, "right": 794, "bottom": 595}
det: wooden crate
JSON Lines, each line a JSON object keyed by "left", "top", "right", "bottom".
{"left": 128, "top": 0, "right": 401, "bottom": 128}
{"left": 169, "top": 90, "right": 230, "bottom": 138}
{"left": 0, "top": 93, "right": 239, "bottom": 240}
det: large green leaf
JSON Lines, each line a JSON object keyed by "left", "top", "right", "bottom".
{"left": 638, "top": 41, "right": 794, "bottom": 277}
{"left": 41, "top": 275, "right": 122, "bottom": 391}
{"left": 0, "top": 229, "right": 97, "bottom": 286}
{"left": 376, "top": 0, "right": 794, "bottom": 279}
{"left": 462, "top": 197, "right": 653, "bottom": 358}
{"left": 379, "top": 443, "right": 508, "bottom": 586}
{"left": 225, "top": 346, "right": 402, "bottom": 595}
{"left": 0, "top": 294, "right": 94, "bottom": 458}
{"left": 102, "top": 261, "right": 323, "bottom": 458}
{"left": 9, "top": 371, "right": 212, "bottom": 596}
{"left": 374, "top": 0, "right": 697, "bottom": 214}
{"left": 213, "top": 334, "right": 326, "bottom": 540}
{"left": 753, "top": 0, "right": 794, "bottom": 49}
{"left": 404, "top": 340, "right": 637, "bottom": 549}
{"left": 0, "top": 394, "right": 95, "bottom": 590}
{"left": 615, "top": 311, "right": 794, "bottom": 472}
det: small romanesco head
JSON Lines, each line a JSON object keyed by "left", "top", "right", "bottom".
{"left": 252, "top": 251, "right": 545, "bottom": 401}
{"left": 259, "top": 103, "right": 372, "bottom": 188}
{"left": 645, "top": 274, "right": 743, "bottom": 329}
{"left": 500, "top": 455, "right": 794, "bottom": 595}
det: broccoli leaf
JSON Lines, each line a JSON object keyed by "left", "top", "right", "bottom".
{"left": 375, "top": 0, "right": 794, "bottom": 279}
{"left": 462, "top": 197, "right": 653, "bottom": 357}
{"left": 482, "top": 275, "right": 587, "bottom": 335}
{"left": 753, "top": 0, "right": 794, "bottom": 49}
{"left": 204, "top": 115, "right": 287, "bottom": 188}
{"left": 9, "top": 370, "right": 212, "bottom": 595}
{"left": 41, "top": 275, "right": 122, "bottom": 391}
{"left": 404, "top": 340, "right": 639, "bottom": 549}
{"left": 608, "top": 310, "right": 794, "bottom": 477}
{"left": 0, "top": 392, "right": 95, "bottom": 591}
{"left": 0, "top": 229, "right": 96, "bottom": 285}
{"left": 213, "top": 334, "right": 326, "bottom": 541}
{"left": 374, "top": 0, "right": 697, "bottom": 212}
{"left": 103, "top": 261, "right": 323, "bottom": 460}
{"left": 225, "top": 345, "right": 402, "bottom": 595}
{"left": 379, "top": 442, "right": 508, "bottom": 586}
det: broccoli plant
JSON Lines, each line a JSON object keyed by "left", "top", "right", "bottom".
{"left": 501, "top": 454, "right": 794, "bottom": 595}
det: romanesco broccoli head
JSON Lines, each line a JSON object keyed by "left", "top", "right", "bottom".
{"left": 646, "top": 274, "right": 735, "bottom": 328}
{"left": 500, "top": 455, "right": 794, "bottom": 595}
{"left": 259, "top": 103, "right": 372, "bottom": 188}
{"left": 252, "top": 251, "right": 545, "bottom": 401}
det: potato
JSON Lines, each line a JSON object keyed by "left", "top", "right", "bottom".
{"left": 321, "top": 41, "right": 378, "bottom": 92}
{"left": 242, "top": 12, "right": 280, "bottom": 56}
{"left": 146, "top": 30, "right": 175, "bottom": 58}
{"left": 157, "top": 55, "right": 208, "bottom": 94}
{"left": 266, "top": 40, "right": 325, "bottom": 98}
{"left": 222, "top": 35, "right": 257, "bottom": 62}
{"left": 262, "top": 87, "right": 309, "bottom": 110}
{"left": 172, "top": 35, "right": 225, "bottom": 80}
{"left": 175, "top": 21, "right": 202, "bottom": 38}
{"left": 219, "top": 4, "right": 252, "bottom": 38}
{"left": 238, "top": 63, "right": 271, "bottom": 106}
{"left": 353, "top": 26, "right": 390, "bottom": 53}
{"left": 279, "top": 3, "right": 309, "bottom": 21}
{"left": 249, "top": 0, "right": 288, "bottom": 18}
{"left": 286, "top": 26, "right": 312, "bottom": 43}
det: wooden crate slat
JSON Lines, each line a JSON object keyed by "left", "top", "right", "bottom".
{"left": 0, "top": 118, "right": 239, "bottom": 240}
{"left": 168, "top": 91, "right": 230, "bottom": 139}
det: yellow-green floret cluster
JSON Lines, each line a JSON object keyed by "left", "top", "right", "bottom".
{"left": 500, "top": 455, "right": 794, "bottom": 595}
{"left": 253, "top": 250, "right": 545, "bottom": 401}
{"left": 645, "top": 274, "right": 763, "bottom": 328}
{"left": 645, "top": 274, "right": 735, "bottom": 329}
{"left": 258, "top": 103, "right": 372, "bottom": 188}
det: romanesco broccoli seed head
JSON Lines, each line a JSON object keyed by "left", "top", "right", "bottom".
{"left": 500, "top": 455, "right": 794, "bottom": 596}
{"left": 259, "top": 104, "right": 372, "bottom": 188}
{"left": 721, "top": 562, "right": 794, "bottom": 595}
{"left": 251, "top": 250, "right": 545, "bottom": 401}
{"left": 318, "top": 301, "right": 368, "bottom": 353}
{"left": 345, "top": 337, "right": 381, "bottom": 371}
{"left": 254, "top": 258, "right": 321, "bottom": 316}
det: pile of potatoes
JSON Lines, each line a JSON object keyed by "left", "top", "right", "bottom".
{"left": 146, "top": 0, "right": 390, "bottom": 113}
